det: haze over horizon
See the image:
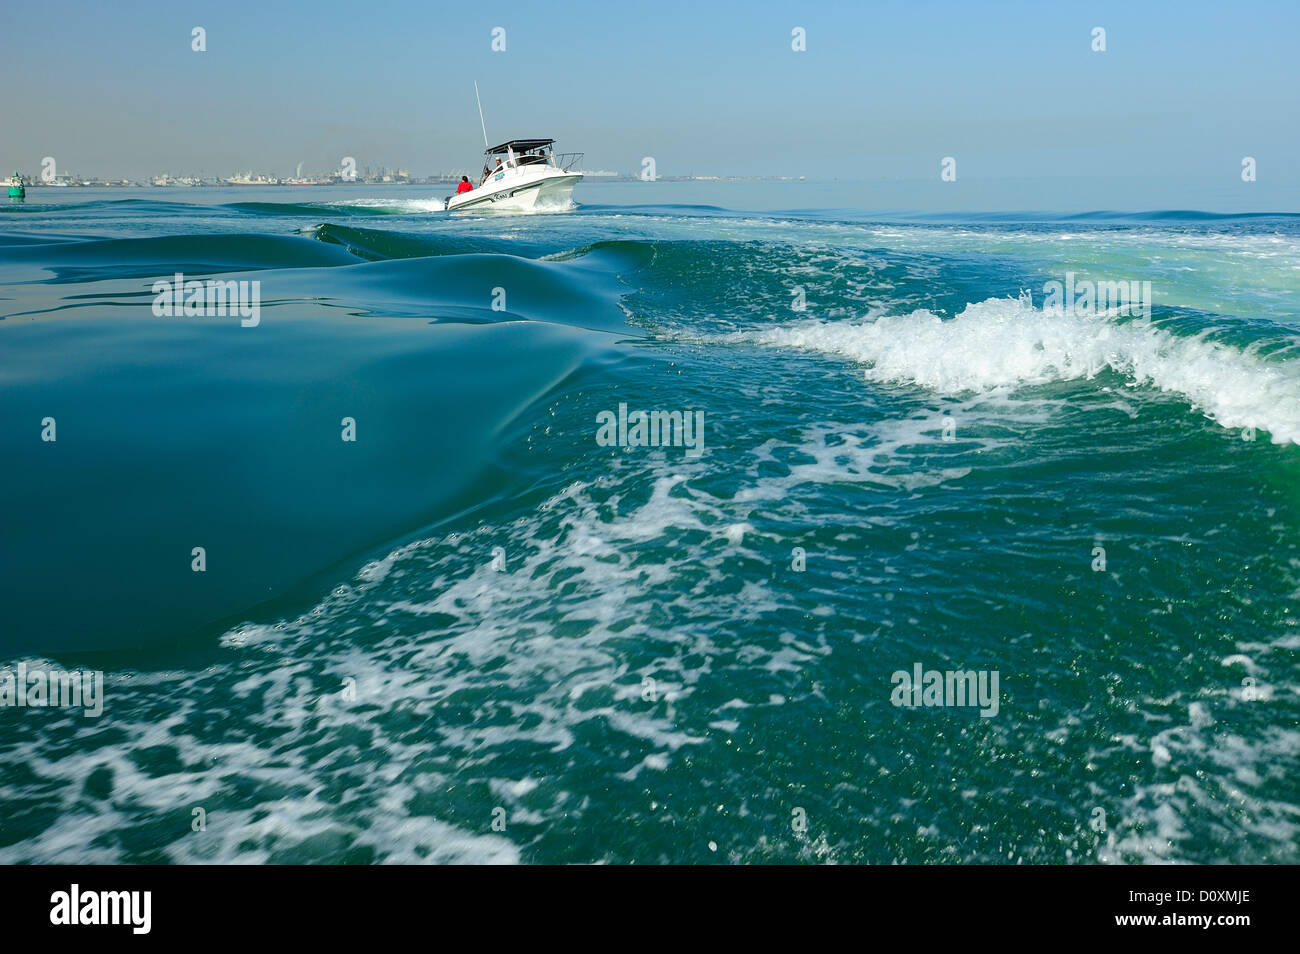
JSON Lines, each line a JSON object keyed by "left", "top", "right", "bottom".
{"left": 2, "top": 0, "right": 1297, "bottom": 211}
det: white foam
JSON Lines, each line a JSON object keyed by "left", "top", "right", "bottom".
{"left": 737, "top": 296, "right": 1300, "bottom": 444}
{"left": 325, "top": 196, "right": 448, "bottom": 214}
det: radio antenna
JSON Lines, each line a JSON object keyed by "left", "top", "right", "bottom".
{"left": 474, "top": 82, "right": 489, "bottom": 149}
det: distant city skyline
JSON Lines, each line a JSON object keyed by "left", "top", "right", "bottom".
{"left": 3, "top": 0, "right": 1298, "bottom": 211}
{"left": 3, "top": 161, "right": 770, "bottom": 183}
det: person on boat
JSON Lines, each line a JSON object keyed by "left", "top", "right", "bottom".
{"left": 478, "top": 158, "right": 503, "bottom": 186}
{"left": 456, "top": 176, "right": 473, "bottom": 194}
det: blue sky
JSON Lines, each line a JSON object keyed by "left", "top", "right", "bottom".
{"left": 2, "top": 0, "right": 1296, "bottom": 206}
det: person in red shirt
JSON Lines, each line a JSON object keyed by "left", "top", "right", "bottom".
{"left": 456, "top": 176, "right": 473, "bottom": 194}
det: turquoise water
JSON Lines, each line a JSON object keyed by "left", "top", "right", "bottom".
{"left": 1, "top": 184, "right": 1298, "bottom": 863}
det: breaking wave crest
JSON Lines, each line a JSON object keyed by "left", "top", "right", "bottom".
{"left": 738, "top": 296, "right": 1300, "bottom": 444}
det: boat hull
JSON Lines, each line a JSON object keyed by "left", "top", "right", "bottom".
{"left": 447, "top": 169, "right": 582, "bottom": 213}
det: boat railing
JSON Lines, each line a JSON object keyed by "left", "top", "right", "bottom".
{"left": 554, "top": 152, "right": 583, "bottom": 173}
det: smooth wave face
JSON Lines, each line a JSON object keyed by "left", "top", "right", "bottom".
{"left": 1, "top": 187, "right": 1297, "bottom": 864}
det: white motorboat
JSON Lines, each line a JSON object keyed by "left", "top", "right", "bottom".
{"left": 446, "top": 138, "right": 583, "bottom": 213}
{"left": 444, "top": 84, "right": 582, "bottom": 213}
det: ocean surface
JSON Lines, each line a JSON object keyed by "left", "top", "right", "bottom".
{"left": 1, "top": 183, "right": 1297, "bottom": 864}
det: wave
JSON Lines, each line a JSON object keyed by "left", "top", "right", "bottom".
{"left": 578, "top": 202, "right": 735, "bottom": 216}
{"left": 227, "top": 197, "right": 448, "bottom": 218}
{"left": 312, "top": 223, "right": 545, "bottom": 261}
{"left": 262, "top": 252, "right": 643, "bottom": 335}
{"left": 874, "top": 209, "right": 1300, "bottom": 224}
{"left": 1, "top": 232, "right": 362, "bottom": 283}
{"left": 0, "top": 231, "right": 79, "bottom": 247}
{"left": 733, "top": 296, "right": 1300, "bottom": 444}
{"left": 542, "top": 238, "right": 660, "bottom": 270}
{"left": 1061, "top": 209, "right": 1300, "bottom": 223}
{"left": 0, "top": 238, "right": 643, "bottom": 656}
{"left": 0, "top": 198, "right": 210, "bottom": 216}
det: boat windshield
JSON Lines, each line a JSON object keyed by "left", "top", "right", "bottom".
{"left": 479, "top": 145, "right": 555, "bottom": 183}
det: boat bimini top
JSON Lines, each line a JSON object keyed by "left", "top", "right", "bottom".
{"left": 480, "top": 140, "right": 583, "bottom": 174}
{"left": 486, "top": 139, "right": 555, "bottom": 155}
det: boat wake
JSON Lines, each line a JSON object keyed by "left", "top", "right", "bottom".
{"left": 723, "top": 296, "right": 1300, "bottom": 445}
